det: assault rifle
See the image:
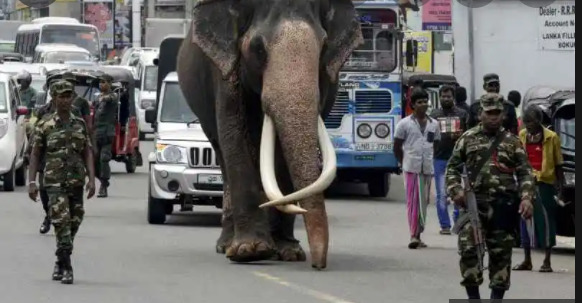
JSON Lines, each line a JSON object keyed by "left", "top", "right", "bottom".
{"left": 452, "top": 167, "right": 487, "bottom": 272}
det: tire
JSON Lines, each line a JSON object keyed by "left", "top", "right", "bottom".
{"left": 15, "top": 163, "right": 26, "bottom": 186}
{"left": 125, "top": 153, "right": 137, "bottom": 174}
{"left": 368, "top": 173, "right": 391, "bottom": 198}
{"left": 139, "top": 132, "right": 146, "bottom": 141}
{"left": 2, "top": 163, "right": 15, "bottom": 192}
{"left": 148, "top": 179, "right": 167, "bottom": 224}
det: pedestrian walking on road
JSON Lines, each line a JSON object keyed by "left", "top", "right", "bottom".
{"left": 430, "top": 85, "right": 468, "bottom": 235}
{"left": 513, "top": 105, "right": 564, "bottom": 273}
{"left": 27, "top": 80, "right": 96, "bottom": 285}
{"left": 446, "top": 93, "right": 535, "bottom": 300}
{"left": 394, "top": 87, "right": 441, "bottom": 249}
{"left": 93, "top": 74, "right": 118, "bottom": 198}
{"left": 467, "top": 74, "right": 519, "bottom": 135}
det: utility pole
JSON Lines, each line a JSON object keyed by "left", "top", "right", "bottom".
{"left": 132, "top": 0, "right": 141, "bottom": 47}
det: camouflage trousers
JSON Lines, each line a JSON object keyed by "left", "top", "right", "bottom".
{"left": 95, "top": 137, "right": 113, "bottom": 187}
{"left": 458, "top": 222, "right": 515, "bottom": 291}
{"left": 47, "top": 187, "right": 85, "bottom": 256}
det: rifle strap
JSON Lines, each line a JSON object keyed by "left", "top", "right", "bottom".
{"left": 468, "top": 131, "right": 506, "bottom": 185}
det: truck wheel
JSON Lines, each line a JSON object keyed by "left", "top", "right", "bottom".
{"left": 126, "top": 153, "right": 137, "bottom": 174}
{"left": 148, "top": 180, "right": 167, "bottom": 224}
{"left": 368, "top": 173, "right": 391, "bottom": 198}
{"left": 2, "top": 163, "right": 15, "bottom": 192}
{"left": 15, "top": 163, "right": 26, "bottom": 187}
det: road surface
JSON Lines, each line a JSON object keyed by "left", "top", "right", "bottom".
{"left": 0, "top": 141, "right": 575, "bottom": 303}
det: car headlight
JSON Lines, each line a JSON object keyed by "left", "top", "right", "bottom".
{"left": 564, "top": 172, "right": 575, "bottom": 186}
{"left": 375, "top": 123, "right": 390, "bottom": 139}
{"left": 141, "top": 99, "right": 155, "bottom": 110}
{"left": 156, "top": 144, "right": 188, "bottom": 164}
{"left": 0, "top": 118, "right": 8, "bottom": 139}
{"left": 357, "top": 123, "right": 372, "bottom": 139}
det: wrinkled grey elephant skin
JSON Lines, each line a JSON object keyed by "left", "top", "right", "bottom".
{"left": 177, "top": 0, "right": 363, "bottom": 269}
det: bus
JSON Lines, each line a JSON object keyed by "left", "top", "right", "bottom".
{"left": 325, "top": 0, "right": 409, "bottom": 197}
{"left": 14, "top": 17, "right": 101, "bottom": 61}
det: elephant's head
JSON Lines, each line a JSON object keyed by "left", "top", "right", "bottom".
{"left": 191, "top": 0, "right": 363, "bottom": 269}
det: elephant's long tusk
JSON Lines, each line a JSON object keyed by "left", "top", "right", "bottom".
{"left": 259, "top": 114, "right": 308, "bottom": 215}
{"left": 259, "top": 116, "right": 337, "bottom": 208}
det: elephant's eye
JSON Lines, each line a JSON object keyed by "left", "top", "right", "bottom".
{"left": 249, "top": 36, "right": 268, "bottom": 68}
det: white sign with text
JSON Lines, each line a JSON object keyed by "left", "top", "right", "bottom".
{"left": 539, "top": 2, "right": 576, "bottom": 51}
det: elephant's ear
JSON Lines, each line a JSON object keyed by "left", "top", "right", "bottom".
{"left": 321, "top": 0, "right": 364, "bottom": 83}
{"left": 191, "top": 0, "right": 244, "bottom": 79}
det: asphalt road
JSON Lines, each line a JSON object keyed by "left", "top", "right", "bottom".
{"left": 0, "top": 141, "right": 575, "bottom": 303}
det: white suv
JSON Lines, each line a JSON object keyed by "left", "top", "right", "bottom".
{"left": 145, "top": 72, "right": 223, "bottom": 224}
{"left": 0, "top": 73, "right": 29, "bottom": 191}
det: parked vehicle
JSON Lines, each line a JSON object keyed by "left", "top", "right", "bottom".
{"left": 33, "top": 44, "right": 94, "bottom": 64}
{"left": 0, "top": 52, "right": 24, "bottom": 63}
{"left": 45, "top": 67, "right": 143, "bottom": 173}
{"left": 15, "top": 17, "right": 101, "bottom": 61}
{"left": 144, "top": 36, "right": 223, "bottom": 225}
{"left": 522, "top": 86, "right": 576, "bottom": 237}
{"left": 0, "top": 72, "right": 29, "bottom": 191}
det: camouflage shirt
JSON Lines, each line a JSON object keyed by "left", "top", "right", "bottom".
{"left": 446, "top": 124, "right": 535, "bottom": 203}
{"left": 32, "top": 112, "right": 91, "bottom": 188}
{"left": 19, "top": 86, "right": 37, "bottom": 108}
{"left": 94, "top": 91, "right": 118, "bottom": 138}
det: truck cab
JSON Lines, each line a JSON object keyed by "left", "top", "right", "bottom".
{"left": 145, "top": 69, "right": 223, "bottom": 225}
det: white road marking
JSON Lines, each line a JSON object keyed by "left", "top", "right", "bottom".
{"left": 253, "top": 271, "right": 357, "bottom": 303}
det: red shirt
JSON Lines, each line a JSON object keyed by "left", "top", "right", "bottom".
{"left": 526, "top": 142, "right": 544, "bottom": 171}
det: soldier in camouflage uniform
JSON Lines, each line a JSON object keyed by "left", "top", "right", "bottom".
{"left": 94, "top": 73, "right": 118, "bottom": 198}
{"left": 446, "top": 93, "right": 535, "bottom": 300}
{"left": 27, "top": 80, "right": 96, "bottom": 285}
{"left": 26, "top": 76, "right": 91, "bottom": 235}
{"left": 61, "top": 72, "right": 93, "bottom": 133}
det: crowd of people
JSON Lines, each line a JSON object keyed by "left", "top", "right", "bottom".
{"left": 15, "top": 71, "right": 119, "bottom": 285}
{"left": 393, "top": 73, "right": 566, "bottom": 300}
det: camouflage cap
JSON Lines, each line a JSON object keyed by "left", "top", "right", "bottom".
{"left": 483, "top": 73, "right": 500, "bottom": 85}
{"left": 479, "top": 93, "right": 505, "bottom": 112}
{"left": 51, "top": 80, "right": 75, "bottom": 95}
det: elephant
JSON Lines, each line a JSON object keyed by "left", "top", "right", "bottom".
{"left": 176, "top": 0, "right": 363, "bottom": 269}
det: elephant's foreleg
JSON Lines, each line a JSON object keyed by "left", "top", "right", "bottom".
{"left": 216, "top": 89, "right": 275, "bottom": 263}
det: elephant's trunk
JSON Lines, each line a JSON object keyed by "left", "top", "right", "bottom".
{"left": 259, "top": 20, "right": 335, "bottom": 269}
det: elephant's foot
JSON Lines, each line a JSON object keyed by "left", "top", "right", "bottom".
{"left": 273, "top": 239, "right": 306, "bottom": 262}
{"left": 216, "top": 214, "right": 234, "bottom": 254}
{"left": 226, "top": 233, "right": 276, "bottom": 263}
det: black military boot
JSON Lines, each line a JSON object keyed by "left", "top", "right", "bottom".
{"left": 52, "top": 260, "right": 64, "bottom": 281}
{"left": 97, "top": 184, "right": 108, "bottom": 198}
{"left": 61, "top": 253, "right": 74, "bottom": 285}
{"left": 466, "top": 286, "right": 481, "bottom": 300}
{"left": 40, "top": 216, "right": 51, "bottom": 234}
{"left": 491, "top": 289, "right": 506, "bottom": 301}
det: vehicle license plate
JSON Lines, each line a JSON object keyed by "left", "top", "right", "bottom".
{"left": 198, "top": 174, "right": 223, "bottom": 185}
{"left": 355, "top": 142, "right": 392, "bottom": 151}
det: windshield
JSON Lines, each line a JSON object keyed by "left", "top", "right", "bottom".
{"left": 45, "top": 51, "right": 91, "bottom": 63}
{"left": 160, "top": 83, "right": 197, "bottom": 123}
{"left": 0, "top": 42, "right": 14, "bottom": 52}
{"left": 556, "top": 116, "right": 575, "bottom": 151}
{"left": 41, "top": 25, "right": 100, "bottom": 57}
{"left": 144, "top": 66, "right": 158, "bottom": 91}
{"left": 0, "top": 83, "right": 6, "bottom": 113}
{"left": 342, "top": 9, "right": 398, "bottom": 72}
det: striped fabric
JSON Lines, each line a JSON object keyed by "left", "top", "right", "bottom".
{"left": 405, "top": 172, "right": 433, "bottom": 238}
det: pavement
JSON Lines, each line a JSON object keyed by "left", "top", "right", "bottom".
{"left": 0, "top": 141, "right": 575, "bottom": 303}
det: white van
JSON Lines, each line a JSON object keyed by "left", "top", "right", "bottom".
{"left": 0, "top": 73, "right": 29, "bottom": 191}
{"left": 135, "top": 51, "right": 159, "bottom": 139}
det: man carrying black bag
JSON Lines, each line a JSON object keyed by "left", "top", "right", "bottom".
{"left": 446, "top": 93, "right": 535, "bottom": 300}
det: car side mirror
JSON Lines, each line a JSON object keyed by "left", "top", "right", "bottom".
{"left": 16, "top": 106, "right": 29, "bottom": 116}
{"left": 145, "top": 108, "right": 157, "bottom": 124}
{"left": 406, "top": 39, "right": 418, "bottom": 67}
{"left": 153, "top": 58, "right": 159, "bottom": 66}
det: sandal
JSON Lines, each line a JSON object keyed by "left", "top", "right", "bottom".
{"left": 513, "top": 263, "right": 533, "bottom": 271}
{"left": 408, "top": 238, "right": 420, "bottom": 249}
{"left": 540, "top": 265, "right": 554, "bottom": 273}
